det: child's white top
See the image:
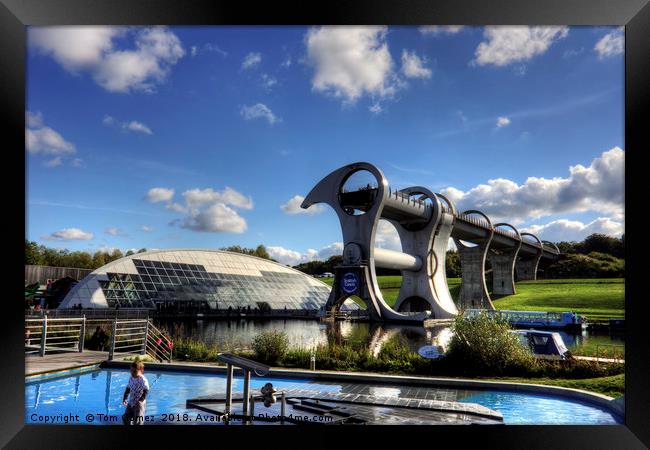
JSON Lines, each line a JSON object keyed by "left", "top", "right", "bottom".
{"left": 127, "top": 374, "right": 150, "bottom": 406}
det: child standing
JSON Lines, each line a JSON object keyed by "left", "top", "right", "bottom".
{"left": 122, "top": 360, "right": 150, "bottom": 425}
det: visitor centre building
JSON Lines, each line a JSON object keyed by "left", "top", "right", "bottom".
{"left": 59, "top": 249, "right": 338, "bottom": 314}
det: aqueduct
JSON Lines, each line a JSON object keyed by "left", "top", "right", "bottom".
{"left": 301, "top": 162, "right": 560, "bottom": 322}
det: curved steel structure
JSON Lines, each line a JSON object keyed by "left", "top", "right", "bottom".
{"left": 302, "top": 162, "right": 559, "bottom": 322}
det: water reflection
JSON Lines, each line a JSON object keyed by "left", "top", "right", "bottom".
{"left": 158, "top": 319, "right": 623, "bottom": 354}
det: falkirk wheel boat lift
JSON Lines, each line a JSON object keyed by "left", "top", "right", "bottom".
{"left": 301, "top": 162, "right": 560, "bottom": 323}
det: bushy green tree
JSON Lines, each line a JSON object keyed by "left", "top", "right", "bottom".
{"left": 251, "top": 331, "right": 289, "bottom": 365}
{"left": 25, "top": 240, "right": 44, "bottom": 265}
{"left": 445, "top": 250, "right": 461, "bottom": 278}
{"left": 220, "top": 244, "right": 276, "bottom": 261}
{"left": 545, "top": 252, "right": 624, "bottom": 278}
{"left": 445, "top": 313, "right": 536, "bottom": 376}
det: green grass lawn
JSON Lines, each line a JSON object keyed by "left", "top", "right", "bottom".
{"left": 492, "top": 279, "right": 624, "bottom": 321}
{"left": 484, "top": 374, "right": 624, "bottom": 398}
{"left": 319, "top": 276, "right": 624, "bottom": 320}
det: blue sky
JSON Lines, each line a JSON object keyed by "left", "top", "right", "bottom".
{"left": 26, "top": 26, "right": 624, "bottom": 265}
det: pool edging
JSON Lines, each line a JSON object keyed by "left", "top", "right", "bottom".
{"left": 25, "top": 362, "right": 102, "bottom": 380}
{"left": 100, "top": 359, "right": 623, "bottom": 420}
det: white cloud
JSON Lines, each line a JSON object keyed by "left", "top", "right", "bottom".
{"left": 375, "top": 220, "right": 402, "bottom": 251}
{"left": 42, "top": 227, "right": 94, "bottom": 241}
{"left": 141, "top": 225, "right": 154, "bottom": 232}
{"left": 146, "top": 187, "right": 175, "bottom": 203}
{"left": 191, "top": 43, "right": 227, "bottom": 57}
{"left": 26, "top": 111, "right": 44, "bottom": 128}
{"left": 496, "top": 116, "right": 511, "bottom": 127}
{"left": 30, "top": 26, "right": 121, "bottom": 70}
{"left": 240, "top": 103, "right": 280, "bottom": 124}
{"left": 267, "top": 242, "right": 343, "bottom": 266}
{"left": 44, "top": 157, "right": 63, "bottom": 167}
{"left": 401, "top": 50, "right": 432, "bottom": 79}
{"left": 105, "top": 227, "right": 127, "bottom": 236}
{"left": 241, "top": 52, "right": 261, "bottom": 70}
{"left": 30, "top": 26, "right": 185, "bottom": 93}
{"left": 305, "top": 26, "right": 399, "bottom": 103}
{"left": 124, "top": 121, "right": 153, "bottom": 135}
{"left": 441, "top": 147, "right": 624, "bottom": 224}
{"left": 25, "top": 111, "right": 75, "bottom": 157}
{"left": 281, "top": 195, "right": 325, "bottom": 215}
{"left": 179, "top": 203, "right": 247, "bottom": 233}
{"left": 103, "top": 115, "right": 153, "bottom": 134}
{"left": 102, "top": 115, "right": 116, "bottom": 126}
{"left": 473, "top": 26, "right": 569, "bottom": 67}
{"left": 260, "top": 73, "right": 278, "bottom": 89}
{"left": 369, "top": 103, "right": 383, "bottom": 114}
{"left": 522, "top": 217, "right": 624, "bottom": 242}
{"left": 166, "top": 202, "right": 187, "bottom": 213}
{"left": 594, "top": 29, "right": 624, "bottom": 58}
{"left": 183, "top": 187, "right": 253, "bottom": 210}
{"left": 419, "top": 26, "right": 464, "bottom": 36}
{"left": 148, "top": 186, "right": 253, "bottom": 234}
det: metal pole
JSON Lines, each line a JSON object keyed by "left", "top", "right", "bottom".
{"left": 142, "top": 320, "right": 150, "bottom": 355}
{"left": 78, "top": 315, "right": 86, "bottom": 352}
{"left": 40, "top": 315, "right": 47, "bottom": 357}
{"left": 249, "top": 394, "right": 255, "bottom": 421}
{"left": 280, "top": 392, "right": 285, "bottom": 424}
{"left": 108, "top": 319, "right": 117, "bottom": 361}
{"left": 242, "top": 369, "right": 250, "bottom": 419}
{"left": 224, "top": 363, "right": 233, "bottom": 415}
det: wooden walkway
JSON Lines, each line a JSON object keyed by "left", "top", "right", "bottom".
{"left": 25, "top": 351, "right": 108, "bottom": 376}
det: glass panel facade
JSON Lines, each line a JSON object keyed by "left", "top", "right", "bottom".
{"left": 96, "top": 256, "right": 333, "bottom": 312}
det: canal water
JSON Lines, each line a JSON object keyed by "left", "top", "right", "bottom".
{"left": 157, "top": 319, "right": 624, "bottom": 356}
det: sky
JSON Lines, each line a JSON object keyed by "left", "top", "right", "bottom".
{"left": 26, "top": 25, "right": 625, "bottom": 266}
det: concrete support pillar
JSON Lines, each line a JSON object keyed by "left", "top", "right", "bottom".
{"left": 455, "top": 210, "right": 494, "bottom": 311}
{"left": 489, "top": 252, "right": 518, "bottom": 295}
{"left": 457, "top": 244, "right": 493, "bottom": 310}
{"left": 488, "top": 223, "right": 521, "bottom": 296}
{"left": 516, "top": 232, "right": 543, "bottom": 281}
{"left": 516, "top": 257, "right": 541, "bottom": 281}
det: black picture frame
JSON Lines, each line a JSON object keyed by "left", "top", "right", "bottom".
{"left": 3, "top": 0, "right": 648, "bottom": 448}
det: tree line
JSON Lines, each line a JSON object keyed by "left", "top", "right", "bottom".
{"left": 25, "top": 240, "right": 275, "bottom": 270}
{"left": 25, "top": 240, "right": 146, "bottom": 269}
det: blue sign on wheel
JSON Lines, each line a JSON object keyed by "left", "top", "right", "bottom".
{"left": 341, "top": 272, "right": 359, "bottom": 294}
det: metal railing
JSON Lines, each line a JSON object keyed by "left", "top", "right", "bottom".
{"left": 108, "top": 319, "right": 148, "bottom": 360}
{"left": 145, "top": 321, "right": 173, "bottom": 363}
{"left": 387, "top": 186, "right": 432, "bottom": 211}
{"left": 594, "top": 344, "right": 625, "bottom": 362}
{"left": 25, "top": 314, "right": 172, "bottom": 363}
{"left": 108, "top": 319, "right": 173, "bottom": 363}
{"left": 25, "top": 316, "right": 86, "bottom": 356}
{"left": 26, "top": 308, "right": 151, "bottom": 320}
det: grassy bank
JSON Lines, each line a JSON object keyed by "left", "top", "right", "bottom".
{"left": 322, "top": 276, "right": 624, "bottom": 321}
{"left": 484, "top": 374, "right": 624, "bottom": 398}
{"left": 171, "top": 335, "right": 624, "bottom": 397}
{"left": 492, "top": 279, "right": 624, "bottom": 321}
{"left": 170, "top": 339, "right": 624, "bottom": 397}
